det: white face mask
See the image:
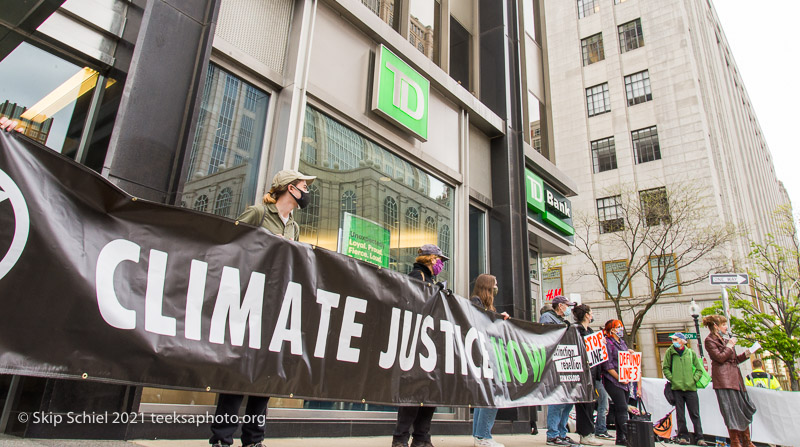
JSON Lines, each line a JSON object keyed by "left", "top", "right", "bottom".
{"left": 563, "top": 306, "right": 572, "bottom": 317}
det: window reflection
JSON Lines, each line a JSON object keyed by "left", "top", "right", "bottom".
{"left": 408, "top": 0, "right": 440, "bottom": 64}
{"left": 361, "top": 0, "right": 401, "bottom": 31}
{"left": 182, "top": 64, "right": 270, "bottom": 220}
{"left": 0, "top": 42, "right": 120, "bottom": 170}
{"left": 298, "top": 106, "right": 454, "bottom": 284}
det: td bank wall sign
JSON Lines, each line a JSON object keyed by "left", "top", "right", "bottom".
{"left": 525, "top": 169, "right": 575, "bottom": 237}
{"left": 372, "top": 44, "right": 429, "bottom": 141}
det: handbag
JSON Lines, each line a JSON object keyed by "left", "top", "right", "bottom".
{"left": 693, "top": 350, "right": 712, "bottom": 389}
{"left": 664, "top": 381, "right": 676, "bottom": 406}
{"left": 628, "top": 397, "right": 651, "bottom": 422}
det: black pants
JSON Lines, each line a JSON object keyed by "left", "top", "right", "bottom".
{"left": 393, "top": 406, "right": 436, "bottom": 443}
{"left": 575, "top": 402, "right": 595, "bottom": 437}
{"left": 605, "top": 383, "right": 629, "bottom": 444}
{"left": 674, "top": 390, "right": 703, "bottom": 442}
{"left": 209, "top": 394, "right": 269, "bottom": 446}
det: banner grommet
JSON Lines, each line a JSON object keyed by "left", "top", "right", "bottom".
{"left": 131, "top": 197, "right": 137, "bottom": 202}
{"left": 290, "top": 393, "right": 294, "bottom": 398}
{"left": 361, "top": 399, "right": 366, "bottom": 403}
{"left": 206, "top": 387, "right": 211, "bottom": 391}
{"left": 81, "top": 373, "right": 88, "bottom": 379}
{"left": 234, "top": 221, "right": 239, "bottom": 225}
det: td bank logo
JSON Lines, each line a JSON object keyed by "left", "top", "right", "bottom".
{"left": 372, "top": 44, "right": 429, "bottom": 141}
{"left": 0, "top": 168, "right": 29, "bottom": 281}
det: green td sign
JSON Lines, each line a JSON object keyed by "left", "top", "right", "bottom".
{"left": 372, "top": 44, "right": 429, "bottom": 141}
{"left": 524, "top": 168, "right": 575, "bottom": 237}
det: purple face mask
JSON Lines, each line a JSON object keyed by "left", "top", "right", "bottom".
{"left": 432, "top": 258, "right": 444, "bottom": 276}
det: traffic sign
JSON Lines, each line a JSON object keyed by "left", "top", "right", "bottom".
{"left": 670, "top": 332, "right": 698, "bottom": 339}
{"left": 709, "top": 273, "right": 748, "bottom": 286}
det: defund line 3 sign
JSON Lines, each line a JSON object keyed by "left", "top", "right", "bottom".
{"left": 0, "top": 168, "right": 30, "bottom": 281}
{"left": 372, "top": 44, "right": 430, "bottom": 141}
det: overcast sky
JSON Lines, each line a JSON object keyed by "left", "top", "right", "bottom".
{"left": 712, "top": 1, "right": 800, "bottom": 209}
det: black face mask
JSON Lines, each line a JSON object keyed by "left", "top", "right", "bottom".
{"left": 289, "top": 185, "right": 311, "bottom": 209}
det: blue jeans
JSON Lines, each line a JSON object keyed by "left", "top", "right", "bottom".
{"left": 546, "top": 403, "right": 573, "bottom": 439}
{"left": 473, "top": 408, "right": 499, "bottom": 439}
{"left": 594, "top": 379, "right": 609, "bottom": 434}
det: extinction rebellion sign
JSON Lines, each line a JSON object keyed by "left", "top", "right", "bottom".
{"left": 372, "top": 44, "right": 429, "bottom": 141}
{"left": 0, "top": 133, "right": 593, "bottom": 407}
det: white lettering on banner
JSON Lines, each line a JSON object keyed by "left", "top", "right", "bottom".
{"left": 337, "top": 296, "right": 367, "bottom": 363}
{"left": 314, "top": 290, "right": 341, "bottom": 358}
{"left": 268, "top": 281, "right": 302, "bottom": 354}
{"left": 96, "top": 239, "right": 140, "bottom": 330}
{"left": 385, "top": 62, "right": 425, "bottom": 120}
{"left": 210, "top": 266, "right": 264, "bottom": 349}
{"left": 144, "top": 249, "right": 176, "bottom": 336}
{"left": 378, "top": 308, "right": 402, "bottom": 369}
{"left": 618, "top": 351, "right": 642, "bottom": 383}
{"left": 419, "top": 315, "right": 437, "bottom": 372}
{"left": 583, "top": 332, "right": 608, "bottom": 367}
{"left": 440, "top": 320, "right": 456, "bottom": 374}
{"left": 184, "top": 260, "right": 208, "bottom": 341}
{"left": 399, "top": 311, "right": 422, "bottom": 371}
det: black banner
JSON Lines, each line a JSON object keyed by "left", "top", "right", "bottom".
{"left": 0, "top": 132, "right": 592, "bottom": 407}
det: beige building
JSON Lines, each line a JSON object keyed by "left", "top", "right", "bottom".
{"left": 542, "top": 0, "right": 789, "bottom": 377}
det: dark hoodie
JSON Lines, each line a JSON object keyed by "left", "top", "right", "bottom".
{"left": 409, "top": 262, "right": 435, "bottom": 284}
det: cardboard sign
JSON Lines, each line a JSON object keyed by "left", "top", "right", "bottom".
{"left": 618, "top": 351, "right": 642, "bottom": 383}
{"left": 583, "top": 331, "right": 608, "bottom": 367}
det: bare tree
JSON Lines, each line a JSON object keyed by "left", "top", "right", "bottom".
{"left": 571, "top": 181, "right": 736, "bottom": 345}
{"left": 704, "top": 206, "right": 800, "bottom": 390}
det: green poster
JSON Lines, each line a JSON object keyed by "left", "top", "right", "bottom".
{"left": 340, "top": 212, "right": 391, "bottom": 268}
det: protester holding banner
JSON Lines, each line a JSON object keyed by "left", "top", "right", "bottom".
{"left": 572, "top": 304, "right": 603, "bottom": 446}
{"left": 661, "top": 332, "right": 707, "bottom": 446}
{"left": 703, "top": 315, "right": 757, "bottom": 447}
{"left": 468, "top": 274, "right": 507, "bottom": 447}
{"left": 392, "top": 244, "right": 448, "bottom": 447}
{"left": 601, "top": 319, "right": 637, "bottom": 446}
{"left": 209, "top": 169, "right": 316, "bottom": 447}
{"left": 540, "top": 295, "right": 578, "bottom": 446}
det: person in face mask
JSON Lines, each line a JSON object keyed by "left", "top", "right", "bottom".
{"left": 572, "top": 305, "right": 603, "bottom": 446}
{"left": 209, "top": 169, "right": 315, "bottom": 447}
{"left": 662, "top": 332, "right": 707, "bottom": 446}
{"left": 234, "top": 169, "right": 316, "bottom": 241}
{"left": 601, "top": 319, "right": 637, "bottom": 446}
{"left": 539, "top": 296, "right": 578, "bottom": 446}
{"left": 392, "top": 244, "right": 448, "bottom": 447}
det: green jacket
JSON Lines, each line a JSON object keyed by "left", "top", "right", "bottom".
{"left": 662, "top": 345, "right": 704, "bottom": 391}
{"left": 237, "top": 203, "right": 300, "bottom": 241}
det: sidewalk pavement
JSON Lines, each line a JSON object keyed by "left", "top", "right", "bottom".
{"left": 0, "top": 433, "right": 620, "bottom": 447}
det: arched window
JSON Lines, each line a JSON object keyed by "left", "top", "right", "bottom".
{"left": 213, "top": 188, "right": 233, "bottom": 217}
{"left": 193, "top": 195, "right": 209, "bottom": 212}
{"left": 438, "top": 224, "right": 451, "bottom": 258}
{"left": 383, "top": 197, "right": 398, "bottom": 231}
{"left": 405, "top": 207, "right": 419, "bottom": 231}
{"left": 341, "top": 190, "right": 357, "bottom": 217}
{"left": 424, "top": 216, "right": 436, "bottom": 237}
{"left": 296, "top": 184, "right": 321, "bottom": 241}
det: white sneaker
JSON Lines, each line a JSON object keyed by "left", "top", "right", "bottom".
{"left": 473, "top": 437, "right": 505, "bottom": 447}
{"left": 579, "top": 434, "right": 603, "bottom": 446}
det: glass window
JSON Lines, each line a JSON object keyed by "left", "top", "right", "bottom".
{"left": 581, "top": 33, "right": 605, "bottom": 66}
{"left": 182, "top": 64, "right": 270, "bottom": 220}
{"left": 299, "top": 106, "right": 455, "bottom": 285}
{"left": 632, "top": 125, "right": 661, "bottom": 163}
{"left": 0, "top": 42, "right": 122, "bottom": 172}
{"left": 586, "top": 83, "right": 610, "bottom": 117}
{"left": 528, "top": 91, "right": 546, "bottom": 155}
{"left": 596, "top": 195, "right": 623, "bottom": 233}
{"left": 614, "top": 0, "right": 628, "bottom": 4}
{"left": 362, "top": 0, "right": 401, "bottom": 31}
{"left": 469, "top": 205, "right": 486, "bottom": 288}
{"left": 619, "top": 19, "right": 645, "bottom": 53}
{"left": 542, "top": 267, "right": 563, "bottom": 301}
{"left": 649, "top": 255, "right": 679, "bottom": 294}
{"left": 604, "top": 260, "right": 631, "bottom": 298}
{"left": 193, "top": 194, "right": 209, "bottom": 212}
{"left": 624, "top": 70, "right": 652, "bottom": 106}
{"left": 640, "top": 187, "right": 670, "bottom": 226}
{"left": 449, "top": 16, "right": 471, "bottom": 88}
{"left": 591, "top": 137, "right": 617, "bottom": 173}
{"left": 577, "top": 0, "right": 600, "bottom": 19}
{"left": 409, "top": 0, "right": 440, "bottom": 64}
{"left": 523, "top": 0, "right": 541, "bottom": 44}
{"left": 295, "top": 183, "right": 321, "bottom": 241}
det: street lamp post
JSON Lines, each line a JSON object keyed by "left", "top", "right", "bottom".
{"left": 689, "top": 299, "right": 704, "bottom": 358}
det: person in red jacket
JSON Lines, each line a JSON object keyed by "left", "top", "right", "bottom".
{"left": 702, "top": 315, "right": 756, "bottom": 447}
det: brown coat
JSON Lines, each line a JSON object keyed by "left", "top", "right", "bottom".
{"left": 704, "top": 333, "right": 748, "bottom": 391}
